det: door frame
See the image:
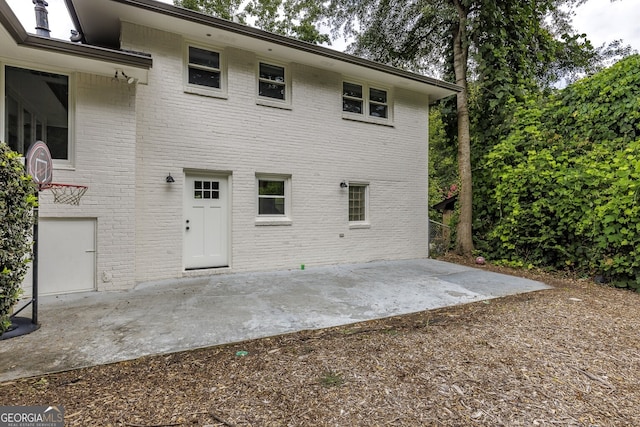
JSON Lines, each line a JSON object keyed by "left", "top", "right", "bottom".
{"left": 182, "top": 170, "right": 232, "bottom": 271}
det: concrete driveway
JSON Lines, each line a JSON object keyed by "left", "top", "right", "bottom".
{"left": 0, "top": 259, "right": 550, "bottom": 382}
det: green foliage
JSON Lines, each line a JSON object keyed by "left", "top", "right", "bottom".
{"left": 0, "top": 142, "right": 37, "bottom": 333}
{"left": 429, "top": 107, "right": 457, "bottom": 207}
{"left": 482, "top": 55, "right": 640, "bottom": 290}
{"left": 244, "top": 0, "right": 330, "bottom": 44}
{"left": 174, "top": 0, "right": 330, "bottom": 44}
{"left": 429, "top": 107, "right": 459, "bottom": 252}
{"left": 318, "top": 369, "right": 345, "bottom": 387}
{"left": 175, "top": 0, "right": 247, "bottom": 22}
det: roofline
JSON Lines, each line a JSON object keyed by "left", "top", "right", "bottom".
{"left": 0, "top": 0, "right": 151, "bottom": 69}
{"left": 71, "top": 0, "right": 461, "bottom": 93}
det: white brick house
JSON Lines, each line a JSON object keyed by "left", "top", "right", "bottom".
{"left": 1, "top": 0, "right": 459, "bottom": 294}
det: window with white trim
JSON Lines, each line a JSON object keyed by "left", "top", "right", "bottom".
{"left": 256, "top": 174, "right": 292, "bottom": 224}
{"left": 342, "top": 82, "right": 363, "bottom": 114}
{"left": 258, "top": 62, "right": 290, "bottom": 105}
{"left": 4, "top": 65, "right": 72, "bottom": 164}
{"left": 185, "top": 45, "right": 226, "bottom": 97}
{"left": 343, "top": 81, "right": 390, "bottom": 122}
{"left": 349, "top": 183, "right": 369, "bottom": 225}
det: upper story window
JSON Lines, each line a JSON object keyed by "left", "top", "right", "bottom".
{"left": 343, "top": 82, "right": 363, "bottom": 114}
{"left": 259, "top": 63, "right": 286, "bottom": 100}
{"left": 343, "top": 81, "right": 391, "bottom": 124}
{"left": 257, "top": 62, "right": 291, "bottom": 109}
{"left": 369, "top": 88, "right": 388, "bottom": 118}
{"left": 4, "top": 65, "right": 72, "bottom": 165}
{"left": 185, "top": 44, "right": 226, "bottom": 98}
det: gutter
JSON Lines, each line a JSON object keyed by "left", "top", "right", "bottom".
{"left": 70, "top": 0, "right": 461, "bottom": 93}
{"left": 0, "top": 0, "right": 151, "bottom": 69}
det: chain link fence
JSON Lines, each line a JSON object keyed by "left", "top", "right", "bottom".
{"left": 429, "top": 220, "right": 451, "bottom": 256}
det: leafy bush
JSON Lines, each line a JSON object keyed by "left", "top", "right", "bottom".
{"left": 482, "top": 55, "right": 640, "bottom": 290}
{"left": 0, "top": 142, "right": 37, "bottom": 333}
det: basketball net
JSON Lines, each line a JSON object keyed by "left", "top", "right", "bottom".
{"left": 40, "top": 183, "right": 88, "bottom": 206}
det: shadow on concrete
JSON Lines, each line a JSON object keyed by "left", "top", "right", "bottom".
{"left": 0, "top": 259, "right": 550, "bottom": 382}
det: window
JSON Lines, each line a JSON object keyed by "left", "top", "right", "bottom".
{"left": 349, "top": 183, "right": 369, "bottom": 226}
{"left": 4, "top": 66, "right": 70, "bottom": 162}
{"left": 369, "top": 88, "right": 388, "bottom": 118}
{"left": 188, "top": 46, "right": 221, "bottom": 88}
{"left": 257, "top": 62, "right": 291, "bottom": 107}
{"left": 193, "top": 180, "right": 220, "bottom": 199}
{"left": 258, "top": 63, "right": 286, "bottom": 100}
{"left": 256, "top": 175, "right": 292, "bottom": 225}
{"left": 258, "top": 179, "right": 285, "bottom": 214}
{"left": 342, "top": 81, "right": 391, "bottom": 123}
{"left": 185, "top": 44, "right": 226, "bottom": 97}
{"left": 342, "top": 82, "right": 363, "bottom": 114}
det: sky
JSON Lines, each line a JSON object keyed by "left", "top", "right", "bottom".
{"left": 8, "top": 0, "right": 640, "bottom": 55}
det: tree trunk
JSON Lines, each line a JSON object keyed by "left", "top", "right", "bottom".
{"left": 451, "top": 0, "right": 474, "bottom": 257}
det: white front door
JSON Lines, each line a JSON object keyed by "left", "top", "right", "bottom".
{"left": 183, "top": 174, "right": 229, "bottom": 269}
{"left": 22, "top": 218, "right": 96, "bottom": 296}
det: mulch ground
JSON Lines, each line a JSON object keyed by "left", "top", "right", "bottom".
{"left": 1, "top": 255, "right": 639, "bottom": 426}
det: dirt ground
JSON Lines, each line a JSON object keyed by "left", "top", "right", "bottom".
{"left": 1, "top": 256, "right": 639, "bottom": 427}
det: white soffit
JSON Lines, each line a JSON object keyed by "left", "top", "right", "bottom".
{"left": 70, "top": 0, "right": 459, "bottom": 100}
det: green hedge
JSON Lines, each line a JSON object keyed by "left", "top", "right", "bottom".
{"left": 0, "top": 142, "right": 37, "bottom": 333}
{"left": 482, "top": 55, "right": 640, "bottom": 290}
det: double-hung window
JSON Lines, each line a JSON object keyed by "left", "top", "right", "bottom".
{"left": 256, "top": 174, "right": 292, "bottom": 225}
{"left": 348, "top": 183, "right": 369, "bottom": 227}
{"left": 4, "top": 65, "right": 72, "bottom": 165}
{"left": 185, "top": 45, "right": 226, "bottom": 97}
{"left": 369, "top": 88, "right": 388, "bottom": 118}
{"left": 257, "top": 62, "right": 291, "bottom": 108}
{"left": 342, "top": 81, "right": 391, "bottom": 123}
{"left": 342, "top": 82, "right": 363, "bottom": 114}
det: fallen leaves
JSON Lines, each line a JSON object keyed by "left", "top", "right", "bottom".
{"left": 1, "top": 257, "right": 639, "bottom": 426}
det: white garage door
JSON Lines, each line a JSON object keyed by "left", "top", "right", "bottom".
{"left": 22, "top": 218, "right": 96, "bottom": 296}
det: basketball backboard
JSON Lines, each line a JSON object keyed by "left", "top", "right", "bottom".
{"left": 25, "top": 141, "right": 53, "bottom": 189}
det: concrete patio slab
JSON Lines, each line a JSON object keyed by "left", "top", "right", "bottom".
{"left": 0, "top": 259, "right": 550, "bottom": 382}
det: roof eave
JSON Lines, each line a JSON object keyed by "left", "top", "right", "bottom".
{"left": 68, "top": 0, "right": 460, "bottom": 97}
{"left": 1, "top": 0, "right": 151, "bottom": 69}
{"left": 115, "top": 0, "right": 460, "bottom": 93}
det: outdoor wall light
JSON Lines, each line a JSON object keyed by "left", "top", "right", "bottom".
{"left": 114, "top": 69, "right": 138, "bottom": 84}
{"left": 166, "top": 173, "right": 175, "bottom": 183}
{"left": 340, "top": 181, "right": 348, "bottom": 188}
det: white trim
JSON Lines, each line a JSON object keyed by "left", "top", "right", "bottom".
{"left": 256, "top": 59, "right": 292, "bottom": 109}
{"left": 1, "top": 62, "right": 75, "bottom": 169}
{"left": 183, "top": 41, "right": 228, "bottom": 99}
{"left": 183, "top": 171, "right": 232, "bottom": 270}
{"left": 255, "top": 173, "right": 293, "bottom": 225}
{"left": 342, "top": 79, "right": 393, "bottom": 126}
{"left": 348, "top": 181, "right": 370, "bottom": 228}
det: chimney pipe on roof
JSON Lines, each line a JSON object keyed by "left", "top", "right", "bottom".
{"left": 33, "top": 0, "right": 51, "bottom": 37}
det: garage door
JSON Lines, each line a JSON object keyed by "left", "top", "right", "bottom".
{"left": 22, "top": 218, "right": 96, "bottom": 296}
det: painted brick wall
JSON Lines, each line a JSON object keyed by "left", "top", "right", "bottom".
{"left": 122, "top": 24, "right": 431, "bottom": 284}
{"left": 39, "top": 73, "right": 138, "bottom": 291}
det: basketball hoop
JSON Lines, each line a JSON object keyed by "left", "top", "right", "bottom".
{"left": 42, "top": 183, "right": 88, "bottom": 205}
{"left": 25, "top": 141, "right": 53, "bottom": 190}
{"left": 25, "top": 141, "right": 88, "bottom": 205}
